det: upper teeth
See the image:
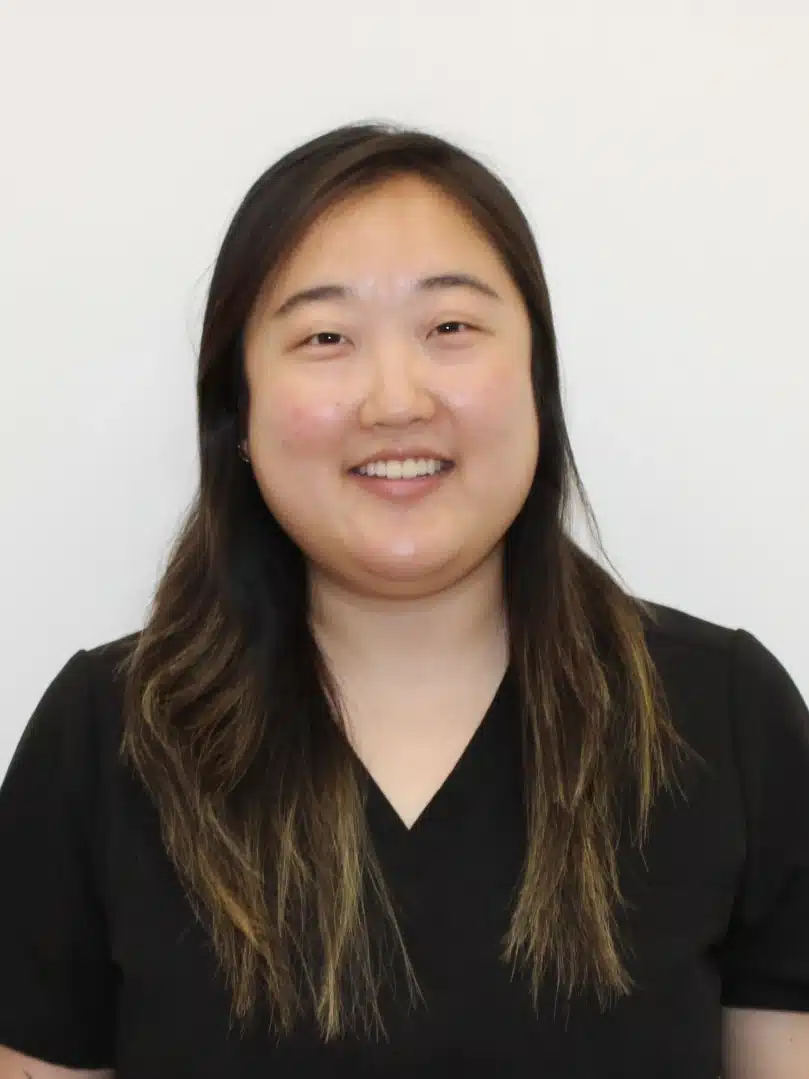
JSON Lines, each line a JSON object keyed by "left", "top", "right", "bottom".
{"left": 357, "top": 458, "right": 447, "bottom": 479}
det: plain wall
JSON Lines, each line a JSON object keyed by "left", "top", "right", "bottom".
{"left": 2, "top": 2, "right": 808, "bottom": 774}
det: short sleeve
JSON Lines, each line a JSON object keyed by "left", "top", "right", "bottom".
{"left": 0, "top": 650, "right": 117, "bottom": 1067}
{"left": 719, "top": 628, "right": 809, "bottom": 1011}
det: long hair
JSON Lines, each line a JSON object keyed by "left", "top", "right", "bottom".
{"left": 119, "top": 122, "right": 690, "bottom": 1041}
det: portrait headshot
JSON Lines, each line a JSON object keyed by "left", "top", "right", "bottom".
{"left": 0, "top": 5, "right": 807, "bottom": 1078}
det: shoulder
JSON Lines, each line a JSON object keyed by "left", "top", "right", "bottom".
{"left": 72, "top": 631, "right": 143, "bottom": 774}
{"left": 36, "top": 630, "right": 141, "bottom": 708}
{"left": 639, "top": 598, "right": 805, "bottom": 710}
{"left": 82, "top": 629, "right": 142, "bottom": 681}
{"left": 640, "top": 598, "right": 736, "bottom": 660}
{"left": 7, "top": 632, "right": 142, "bottom": 791}
{"left": 637, "top": 600, "right": 738, "bottom": 750}
{"left": 638, "top": 598, "right": 808, "bottom": 781}
{"left": 79, "top": 630, "right": 142, "bottom": 718}
{"left": 637, "top": 598, "right": 798, "bottom": 702}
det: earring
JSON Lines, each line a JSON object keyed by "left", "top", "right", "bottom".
{"left": 238, "top": 440, "right": 250, "bottom": 463}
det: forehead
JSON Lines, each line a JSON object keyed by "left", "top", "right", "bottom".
{"left": 265, "top": 175, "right": 514, "bottom": 301}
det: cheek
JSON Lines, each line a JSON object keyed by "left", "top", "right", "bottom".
{"left": 253, "top": 378, "right": 348, "bottom": 457}
{"left": 449, "top": 361, "right": 538, "bottom": 450}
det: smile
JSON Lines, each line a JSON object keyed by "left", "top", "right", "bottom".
{"left": 352, "top": 458, "right": 452, "bottom": 480}
{"left": 348, "top": 459, "right": 455, "bottom": 503}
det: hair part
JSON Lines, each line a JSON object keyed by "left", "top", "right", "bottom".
{"left": 119, "top": 121, "right": 694, "bottom": 1041}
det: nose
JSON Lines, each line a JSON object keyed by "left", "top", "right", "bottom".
{"left": 357, "top": 341, "right": 436, "bottom": 428}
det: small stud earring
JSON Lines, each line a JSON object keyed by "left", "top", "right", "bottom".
{"left": 238, "top": 440, "right": 250, "bottom": 463}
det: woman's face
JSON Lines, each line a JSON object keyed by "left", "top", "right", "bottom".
{"left": 242, "top": 174, "right": 538, "bottom": 598}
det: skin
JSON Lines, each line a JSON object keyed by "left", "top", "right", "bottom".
{"left": 3, "top": 175, "right": 805, "bottom": 1077}
{"left": 0, "top": 1048, "right": 111, "bottom": 1078}
{"left": 721, "top": 1007, "right": 809, "bottom": 1078}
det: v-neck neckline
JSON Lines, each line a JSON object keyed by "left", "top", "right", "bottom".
{"left": 359, "top": 666, "right": 515, "bottom": 845}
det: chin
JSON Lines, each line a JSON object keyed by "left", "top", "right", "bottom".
{"left": 352, "top": 550, "right": 460, "bottom": 594}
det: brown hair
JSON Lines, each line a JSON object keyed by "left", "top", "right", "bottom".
{"left": 119, "top": 122, "right": 691, "bottom": 1041}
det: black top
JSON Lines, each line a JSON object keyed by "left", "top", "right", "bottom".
{"left": 1, "top": 601, "right": 809, "bottom": 1078}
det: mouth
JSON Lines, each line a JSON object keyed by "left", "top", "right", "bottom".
{"left": 347, "top": 457, "right": 455, "bottom": 502}
{"left": 348, "top": 457, "right": 454, "bottom": 480}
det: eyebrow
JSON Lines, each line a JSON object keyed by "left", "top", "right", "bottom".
{"left": 269, "top": 272, "right": 503, "bottom": 320}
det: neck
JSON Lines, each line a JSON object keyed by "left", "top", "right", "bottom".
{"left": 308, "top": 549, "right": 509, "bottom": 684}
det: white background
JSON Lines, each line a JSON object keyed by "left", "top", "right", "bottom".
{"left": 1, "top": 2, "right": 807, "bottom": 775}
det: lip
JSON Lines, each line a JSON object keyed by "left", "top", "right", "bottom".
{"left": 349, "top": 463, "right": 454, "bottom": 503}
{"left": 348, "top": 448, "right": 453, "bottom": 471}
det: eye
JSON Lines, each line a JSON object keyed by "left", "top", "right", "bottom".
{"left": 302, "top": 331, "right": 347, "bottom": 348}
{"left": 432, "top": 321, "right": 473, "bottom": 337}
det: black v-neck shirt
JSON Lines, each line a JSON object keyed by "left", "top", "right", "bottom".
{"left": 2, "top": 601, "right": 809, "bottom": 1077}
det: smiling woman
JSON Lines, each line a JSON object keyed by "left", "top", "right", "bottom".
{"left": 1, "top": 122, "right": 808, "bottom": 1079}
{"left": 240, "top": 173, "right": 537, "bottom": 592}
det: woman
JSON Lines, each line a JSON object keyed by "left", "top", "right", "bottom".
{"left": 1, "top": 123, "right": 807, "bottom": 1079}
